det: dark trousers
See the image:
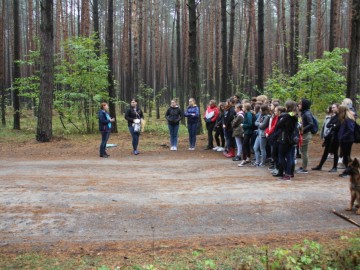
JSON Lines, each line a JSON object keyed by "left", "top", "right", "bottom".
{"left": 188, "top": 122, "right": 198, "bottom": 148}
{"left": 341, "top": 141, "right": 353, "bottom": 168}
{"left": 318, "top": 137, "right": 339, "bottom": 169}
{"left": 242, "top": 134, "right": 252, "bottom": 160}
{"left": 129, "top": 126, "right": 140, "bottom": 150}
{"left": 206, "top": 122, "right": 216, "bottom": 148}
{"left": 278, "top": 143, "right": 294, "bottom": 176}
{"left": 100, "top": 131, "right": 110, "bottom": 156}
{"left": 215, "top": 127, "right": 225, "bottom": 147}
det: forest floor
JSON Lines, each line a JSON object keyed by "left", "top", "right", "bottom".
{"left": 1, "top": 132, "right": 360, "bottom": 259}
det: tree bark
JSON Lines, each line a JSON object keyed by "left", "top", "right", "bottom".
{"left": 282, "top": 0, "right": 289, "bottom": 72}
{"left": 106, "top": 0, "right": 117, "bottom": 132}
{"left": 228, "top": 0, "right": 235, "bottom": 96}
{"left": 346, "top": 0, "right": 360, "bottom": 100}
{"left": 80, "top": 0, "right": 90, "bottom": 36}
{"left": 36, "top": 0, "right": 54, "bottom": 142}
{"left": 93, "top": 0, "right": 100, "bottom": 56}
{"left": 220, "top": 0, "right": 227, "bottom": 101}
{"left": 13, "top": 0, "right": 21, "bottom": 130}
{"left": 316, "top": 0, "right": 324, "bottom": 58}
{"left": 305, "top": 0, "right": 312, "bottom": 59}
{"left": 257, "top": 0, "right": 264, "bottom": 93}
{"left": 329, "top": 0, "right": 339, "bottom": 51}
{"left": 0, "top": 0, "right": 5, "bottom": 126}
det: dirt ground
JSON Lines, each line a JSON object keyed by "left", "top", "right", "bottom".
{"left": 1, "top": 133, "right": 360, "bottom": 256}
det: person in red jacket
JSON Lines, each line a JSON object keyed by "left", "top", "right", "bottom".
{"left": 204, "top": 99, "right": 219, "bottom": 150}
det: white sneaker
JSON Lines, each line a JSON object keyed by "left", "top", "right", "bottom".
{"left": 188, "top": 148, "right": 192, "bottom": 151}
{"left": 213, "top": 146, "right": 219, "bottom": 151}
{"left": 170, "top": 146, "right": 174, "bottom": 151}
{"left": 217, "top": 147, "right": 225, "bottom": 152}
{"left": 174, "top": 146, "right": 177, "bottom": 151}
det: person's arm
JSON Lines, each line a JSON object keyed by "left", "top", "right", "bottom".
{"left": 125, "top": 108, "right": 134, "bottom": 122}
{"left": 212, "top": 107, "right": 220, "bottom": 122}
{"left": 259, "top": 115, "right": 270, "bottom": 130}
{"left": 302, "top": 112, "right": 314, "bottom": 133}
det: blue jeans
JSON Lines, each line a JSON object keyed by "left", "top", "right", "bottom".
{"left": 278, "top": 143, "right": 294, "bottom": 175}
{"left": 168, "top": 124, "right": 180, "bottom": 147}
{"left": 188, "top": 122, "right": 198, "bottom": 148}
{"left": 100, "top": 131, "right": 110, "bottom": 156}
{"left": 254, "top": 136, "right": 267, "bottom": 165}
{"left": 129, "top": 126, "right": 140, "bottom": 150}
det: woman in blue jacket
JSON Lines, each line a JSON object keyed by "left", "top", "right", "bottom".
{"left": 184, "top": 98, "right": 200, "bottom": 150}
{"left": 98, "top": 102, "right": 115, "bottom": 158}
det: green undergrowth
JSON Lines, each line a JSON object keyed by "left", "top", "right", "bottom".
{"left": 1, "top": 232, "right": 360, "bottom": 270}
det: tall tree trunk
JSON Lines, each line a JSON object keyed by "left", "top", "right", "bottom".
{"left": 208, "top": 1, "right": 215, "bottom": 100}
{"left": 282, "top": 0, "right": 289, "bottom": 72}
{"left": 294, "top": 0, "right": 300, "bottom": 73}
{"left": 227, "top": 0, "right": 235, "bottom": 96}
{"left": 316, "top": 0, "right": 324, "bottom": 58}
{"left": 36, "top": 0, "right": 54, "bottom": 142}
{"left": 80, "top": 0, "right": 90, "bottom": 36}
{"left": 106, "top": 0, "right": 117, "bottom": 132}
{"left": 305, "top": 0, "right": 312, "bottom": 58}
{"left": 346, "top": 0, "right": 360, "bottom": 100}
{"left": 175, "top": 0, "right": 183, "bottom": 110}
{"left": 138, "top": 0, "right": 143, "bottom": 85}
{"left": 13, "top": 0, "right": 21, "bottom": 130}
{"left": 93, "top": 0, "right": 100, "bottom": 56}
{"left": 132, "top": 0, "right": 139, "bottom": 94}
{"left": 220, "top": 0, "right": 227, "bottom": 101}
{"left": 241, "top": 3, "right": 251, "bottom": 92}
{"left": 0, "top": 0, "right": 5, "bottom": 126}
{"left": 257, "top": 0, "right": 264, "bottom": 93}
{"left": 215, "top": 0, "right": 220, "bottom": 100}
{"left": 329, "top": 0, "right": 339, "bottom": 51}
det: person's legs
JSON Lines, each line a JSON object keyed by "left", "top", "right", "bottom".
{"left": 332, "top": 140, "right": 339, "bottom": 169}
{"left": 214, "top": 128, "right": 220, "bottom": 147}
{"left": 173, "top": 124, "right": 180, "bottom": 148}
{"left": 342, "top": 142, "right": 353, "bottom": 168}
{"left": 300, "top": 132, "right": 312, "bottom": 170}
{"left": 206, "top": 122, "right": 215, "bottom": 148}
{"left": 260, "top": 137, "right": 267, "bottom": 165}
{"left": 129, "top": 126, "right": 139, "bottom": 151}
{"left": 189, "top": 123, "right": 197, "bottom": 148}
{"left": 316, "top": 138, "right": 331, "bottom": 168}
{"left": 99, "top": 131, "right": 110, "bottom": 156}
{"left": 242, "top": 134, "right": 251, "bottom": 160}
{"left": 235, "top": 136, "right": 243, "bottom": 157}
{"left": 254, "top": 136, "right": 261, "bottom": 165}
{"left": 168, "top": 124, "right": 175, "bottom": 147}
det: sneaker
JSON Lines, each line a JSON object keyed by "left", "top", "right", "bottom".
{"left": 328, "top": 167, "right": 337, "bottom": 173}
{"left": 174, "top": 146, "right": 178, "bottom": 151}
{"left": 170, "top": 146, "right": 174, "bottom": 151}
{"left": 311, "top": 166, "right": 322, "bottom": 171}
{"left": 327, "top": 154, "right": 334, "bottom": 159}
{"left": 217, "top": 147, "right": 225, "bottom": 152}
{"left": 232, "top": 156, "right": 241, "bottom": 161}
{"left": 100, "top": 154, "right": 109, "bottom": 158}
{"left": 238, "top": 160, "right": 247, "bottom": 167}
{"left": 339, "top": 173, "right": 348, "bottom": 178}
{"left": 258, "top": 163, "right": 265, "bottom": 168}
{"left": 279, "top": 175, "right": 291, "bottom": 181}
{"left": 212, "top": 146, "right": 219, "bottom": 151}
{"left": 204, "top": 145, "right": 212, "bottom": 150}
{"left": 271, "top": 169, "right": 279, "bottom": 175}
{"left": 133, "top": 150, "right": 139, "bottom": 155}
{"left": 296, "top": 168, "right": 308, "bottom": 174}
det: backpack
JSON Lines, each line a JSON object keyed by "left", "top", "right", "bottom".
{"left": 354, "top": 122, "right": 360, "bottom": 143}
{"left": 310, "top": 114, "right": 319, "bottom": 134}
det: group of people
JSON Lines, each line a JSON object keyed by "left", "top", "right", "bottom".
{"left": 98, "top": 96, "right": 357, "bottom": 181}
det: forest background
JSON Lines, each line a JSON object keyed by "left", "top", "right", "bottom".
{"left": 0, "top": 0, "right": 359, "bottom": 141}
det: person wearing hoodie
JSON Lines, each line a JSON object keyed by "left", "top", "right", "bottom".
{"left": 165, "top": 99, "right": 183, "bottom": 151}
{"left": 98, "top": 102, "right": 115, "bottom": 158}
{"left": 296, "top": 98, "right": 314, "bottom": 174}
{"left": 275, "top": 100, "right": 299, "bottom": 180}
{"left": 184, "top": 98, "right": 200, "bottom": 150}
{"left": 203, "top": 99, "right": 219, "bottom": 150}
{"left": 253, "top": 104, "right": 271, "bottom": 167}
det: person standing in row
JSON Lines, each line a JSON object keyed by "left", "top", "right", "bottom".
{"left": 204, "top": 99, "right": 219, "bottom": 150}
{"left": 184, "top": 98, "right": 200, "bottom": 150}
{"left": 165, "top": 99, "right": 183, "bottom": 151}
{"left": 98, "top": 102, "right": 115, "bottom": 158}
{"left": 125, "top": 98, "right": 144, "bottom": 155}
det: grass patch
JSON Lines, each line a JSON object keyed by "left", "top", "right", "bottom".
{"left": 1, "top": 232, "right": 360, "bottom": 270}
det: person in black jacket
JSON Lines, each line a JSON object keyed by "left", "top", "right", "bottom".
{"left": 98, "top": 102, "right": 115, "bottom": 158}
{"left": 312, "top": 103, "right": 340, "bottom": 172}
{"left": 276, "top": 100, "right": 299, "bottom": 180}
{"left": 165, "top": 100, "right": 183, "bottom": 151}
{"left": 125, "top": 98, "right": 144, "bottom": 155}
